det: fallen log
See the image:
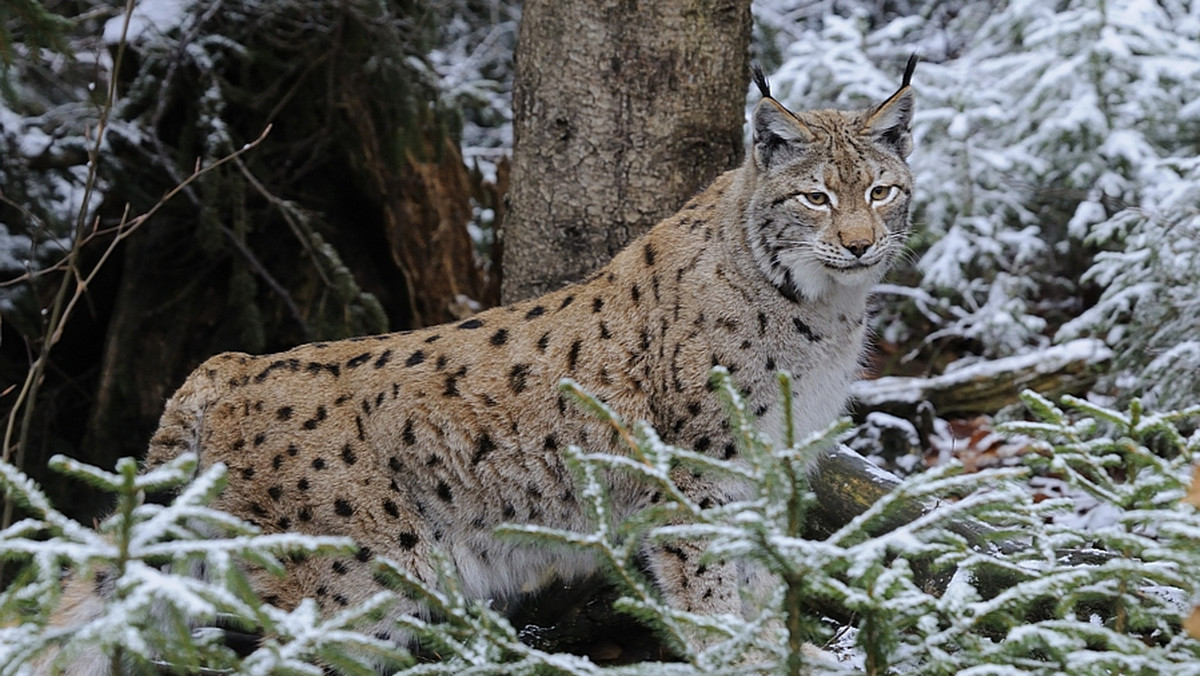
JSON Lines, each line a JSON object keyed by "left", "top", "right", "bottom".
{"left": 849, "top": 338, "right": 1114, "bottom": 419}
{"left": 807, "top": 444, "right": 1036, "bottom": 555}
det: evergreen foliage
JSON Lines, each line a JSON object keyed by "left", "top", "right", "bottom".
{"left": 0, "top": 452, "right": 373, "bottom": 675}
{"left": 6, "top": 381, "right": 1199, "bottom": 674}
{"left": 0, "top": 0, "right": 111, "bottom": 330}
{"left": 1058, "top": 155, "right": 1200, "bottom": 408}
{"left": 0, "top": 0, "right": 72, "bottom": 69}
{"left": 988, "top": 392, "right": 1200, "bottom": 674}
{"left": 428, "top": 0, "right": 519, "bottom": 181}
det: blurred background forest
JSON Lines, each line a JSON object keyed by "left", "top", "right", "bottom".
{"left": 2, "top": 0, "right": 1199, "bottom": 522}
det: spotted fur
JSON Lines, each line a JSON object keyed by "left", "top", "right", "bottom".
{"left": 142, "top": 64, "right": 916, "bottom": 644}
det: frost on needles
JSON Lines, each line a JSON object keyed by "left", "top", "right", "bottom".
{"left": 4, "top": 380, "right": 1200, "bottom": 674}
{"left": 0, "top": 453, "right": 404, "bottom": 676}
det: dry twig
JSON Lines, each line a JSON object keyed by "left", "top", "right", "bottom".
{"left": 0, "top": 0, "right": 272, "bottom": 536}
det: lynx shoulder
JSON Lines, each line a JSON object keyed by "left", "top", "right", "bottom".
{"left": 146, "top": 59, "right": 917, "bottom": 639}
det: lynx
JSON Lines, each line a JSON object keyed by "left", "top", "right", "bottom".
{"left": 61, "top": 59, "right": 916, "bottom": 664}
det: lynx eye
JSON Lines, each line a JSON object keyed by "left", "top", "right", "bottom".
{"left": 869, "top": 185, "right": 897, "bottom": 204}
{"left": 798, "top": 191, "right": 831, "bottom": 208}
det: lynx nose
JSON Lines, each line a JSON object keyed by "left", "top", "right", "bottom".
{"left": 842, "top": 238, "right": 872, "bottom": 258}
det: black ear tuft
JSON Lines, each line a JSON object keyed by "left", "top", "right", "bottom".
{"left": 902, "top": 53, "right": 919, "bottom": 88}
{"left": 751, "top": 63, "right": 771, "bottom": 99}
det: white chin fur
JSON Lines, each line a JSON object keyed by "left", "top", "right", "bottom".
{"left": 787, "top": 256, "right": 881, "bottom": 301}
{"left": 829, "top": 263, "right": 884, "bottom": 286}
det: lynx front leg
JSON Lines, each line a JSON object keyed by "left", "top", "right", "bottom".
{"left": 646, "top": 539, "right": 741, "bottom": 616}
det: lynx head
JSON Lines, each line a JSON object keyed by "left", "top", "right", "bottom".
{"left": 744, "top": 57, "right": 916, "bottom": 303}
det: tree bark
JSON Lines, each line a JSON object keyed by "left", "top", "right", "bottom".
{"left": 502, "top": 0, "right": 752, "bottom": 302}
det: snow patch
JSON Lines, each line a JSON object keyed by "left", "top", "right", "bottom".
{"left": 103, "top": 0, "right": 190, "bottom": 44}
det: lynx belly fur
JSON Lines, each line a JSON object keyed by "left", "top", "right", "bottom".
{"left": 147, "top": 62, "right": 915, "bottom": 647}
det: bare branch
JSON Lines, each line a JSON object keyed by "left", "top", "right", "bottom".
{"left": 0, "top": 18, "right": 273, "bottom": 529}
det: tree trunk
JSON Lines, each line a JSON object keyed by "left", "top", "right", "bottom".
{"left": 502, "top": 0, "right": 752, "bottom": 302}
{"left": 496, "top": 1, "right": 751, "bottom": 659}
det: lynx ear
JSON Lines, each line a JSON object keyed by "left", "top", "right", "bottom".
{"left": 751, "top": 62, "right": 816, "bottom": 169}
{"left": 862, "top": 54, "right": 918, "bottom": 157}
{"left": 751, "top": 90, "right": 815, "bottom": 170}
